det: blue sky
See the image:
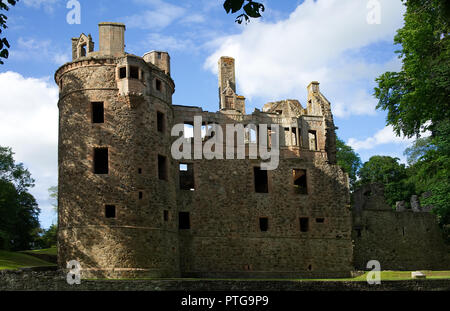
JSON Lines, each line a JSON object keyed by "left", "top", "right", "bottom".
{"left": 0, "top": 0, "right": 418, "bottom": 229}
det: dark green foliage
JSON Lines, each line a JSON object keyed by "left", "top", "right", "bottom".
{"left": 0, "top": 0, "right": 18, "bottom": 65}
{"left": 407, "top": 122, "right": 450, "bottom": 225}
{"left": 336, "top": 138, "right": 362, "bottom": 191}
{"left": 223, "top": 0, "right": 264, "bottom": 24}
{"left": 374, "top": 0, "right": 449, "bottom": 227}
{"left": 0, "top": 146, "right": 40, "bottom": 251}
{"left": 374, "top": 0, "right": 450, "bottom": 138}
{"left": 35, "top": 224, "right": 57, "bottom": 249}
{"left": 358, "top": 156, "right": 415, "bottom": 208}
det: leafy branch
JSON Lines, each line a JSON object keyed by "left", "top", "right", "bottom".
{"left": 223, "top": 0, "right": 265, "bottom": 24}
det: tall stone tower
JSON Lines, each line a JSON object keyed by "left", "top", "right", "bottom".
{"left": 218, "top": 56, "right": 245, "bottom": 113}
{"left": 55, "top": 22, "right": 179, "bottom": 278}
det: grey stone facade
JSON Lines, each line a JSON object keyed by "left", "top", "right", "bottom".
{"left": 55, "top": 22, "right": 353, "bottom": 279}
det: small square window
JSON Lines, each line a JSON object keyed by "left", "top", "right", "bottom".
{"left": 179, "top": 163, "right": 195, "bottom": 191}
{"left": 105, "top": 205, "right": 116, "bottom": 218}
{"left": 179, "top": 212, "right": 190, "bottom": 230}
{"left": 119, "top": 67, "right": 126, "bottom": 79}
{"left": 158, "top": 155, "right": 167, "bottom": 180}
{"left": 293, "top": 169, "right": 307, "bottom": 194}
{"left": 157, "top": 111, "right": 165, "bottom": 132}
{"left": 91, "top": 102, "right": 104, "bottom": 124}
{"left": 156, "top": 79, "right": 162, "bottom": 91}
{"left": 259, "top": 218, "right": 269, "bottom": 232}
{"left": 94, "top": 148, "right": 108, "bottom": 174}
{"left": 300, "top": 217, "right": 309, "bottom": 232}
{"left": 130, "top": 66, "right": 139, "bottom": 79}
{"left": 254, "top": 167, "right": 268, "bottom": 193}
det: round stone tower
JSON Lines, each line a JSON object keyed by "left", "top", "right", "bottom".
{"left": 55, "top": 22, "right": 179, "bottom": 278}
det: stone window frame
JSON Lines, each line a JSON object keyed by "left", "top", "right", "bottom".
{"left": 259, "top": 217, "right": 269, "bottom": 232}
{"left": 299, "top": 216, "right": 310, "bottom": 233}
{"left": 92, "top": 146, "right": 110, "bottom": 175}
{"left": 118, "top": 66, "right": 127, "bottom": 79}
{"left": 155, "top": 78, "right": 163, "bottom": 92}
{"left": 104, "top": 204, "right": 118, "bottom": 220}
{"left": 292, "top": 168, "right": 308, "bottom": 195}
{"left": 179, "top": 162, "right": 196, "bottom": 191}
{"left": 156, "top": 110, "right": 166, "bottom": 133}
{"left": 252, "top": 164, "right": 271, "bottom": 194}
{"left": 163, "top": 210, "right": 170, "bottom": 222}
{"left": 90, "top": 101, "right": 106, "bottom": 124}
{"left": 157, "top": 154, "right": 169, "bottom": 181}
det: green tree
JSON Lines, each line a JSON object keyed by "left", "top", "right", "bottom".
{"left": 407, "top": 122, "right": 450, "bottom": 224}
{"left": 0, "top": 146, "right": 40, "bottom": 250}
{"left": 223, "top": 0, "right": 264, "bottom": 24}
{"left": 48, "top": 186, "right": 57, "bottom": 213}
{"left": 0, "top": 0, "right": 19, "bottom": 65}
{"left": 35, "top": 224, "right": 57, "bottom": 249}
{"left": 336, "top": 138, "right": 362, "bottom": 191}
{"left": 358, "top": 156, "right": 415, "bottom": 208}
{"left": 374, "top": 0, "right": 450, "bottom": 138}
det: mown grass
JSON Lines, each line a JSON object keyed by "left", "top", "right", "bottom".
{"left": 21, "top": 247, "right": 57, "bottom": 256}
{"left": 0, "top": 250, "right": 56, "bottom": 271}
{"left": 87, "top": 271, "right": 450, "bottom": 281}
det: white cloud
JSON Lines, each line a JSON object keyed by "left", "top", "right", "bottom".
{"left": 12, "top": 37, "right": 71, "bottom": 66}
{"left": 146, "top": 33, "right": 194, "bottom": 51}
{"left": 0, "top": 72, "right": 59, "bottom": 228}
{"left": 204, "top": 0, "right": 405, "bottom": 117}
{"left": 125, "top": 0, "right": 206, "bottom": 30}
{"left": 347, "top": 126, "right": 414, "bottom": 151}
{"left": 23, "top": 0, "right": 60, "bottom": 13}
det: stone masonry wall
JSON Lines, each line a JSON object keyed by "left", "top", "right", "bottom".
{"left": 352, "top": 184, "right": 450, "bottom": 270}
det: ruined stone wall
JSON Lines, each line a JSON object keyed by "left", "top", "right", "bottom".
{"left": 55, "top": 56, "right": 179, "bottom": 278}
{"left": 172, "top": 108, "right": 353, "bottom": 278}
{"left": 352, "top": 184, "right": 450, "bottom": 270}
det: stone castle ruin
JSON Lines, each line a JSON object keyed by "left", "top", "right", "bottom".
{"left": 55, "top": 23, "right": 448, "bottom": 279}
{"left": 352, "top": 184, "right": 450, "bottom": 270}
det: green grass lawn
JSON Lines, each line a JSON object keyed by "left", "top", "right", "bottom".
{"left": 87, "top": 271, "right": 450, "bottom": 281}
{"left": 0, "top": 250, "right": 56, "bottom": 271}
{"left": 21, "top": 247, "right": 57, "bottom": 256}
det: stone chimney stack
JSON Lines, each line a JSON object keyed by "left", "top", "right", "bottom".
{"left": 98, "top": 22, "right": 126, "bottom": 56}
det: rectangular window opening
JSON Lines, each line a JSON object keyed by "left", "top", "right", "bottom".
{"left": 179, "top": 163, "right": 195, "bottom": 191}
{"left": 157, "top": 52, "right": 162, "bottom": 59}
{"left": 158, "top": 155, "right": 167, "bottom": 180}
{"left": 130, "top": 66, "right": 139, "bottom": 79}
{"left": 138, "top": 168, "right": 142, "bottom": 174}
{"left": 179, "top": 212, "right": 190, "bottom": 230}
{"left": 293, "top": 169, "right": 307, "bottom": 194}
{"left": 316, "top": 218, "right": 325, "bottom": 223}
{"left": 94, "top": 148, "right": 109, "bottom": 174}
{"left": 105, "top": 205, "right": 116, "bottom": 218}
{"left": 259, "top": 217, "right": 269, "bottom": 232}
{"left": 139, "top": 191, "right": 143, "bottom": 200}
{"left": 156, "top": 79, "right": 162, "bottom": 91}
{"left": 308, "top": 130, "right": 317, "bottom": 151}
{"left": 119, "top": 67, "right": 126, "bottom": 79}
{"left": 300, "top": 217, "right": 309, "bottom": 232}
{"left": 254, "top": 167, "right": 268, "bottom": 193}
{"left": 164, "top": 210, "right": 169, "bottom": 222}
{"left": 157, "top": 111, "right": 165, "bottom": 133}
{"left": 91, "top": 102, "right": 104, "bottom": 124}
